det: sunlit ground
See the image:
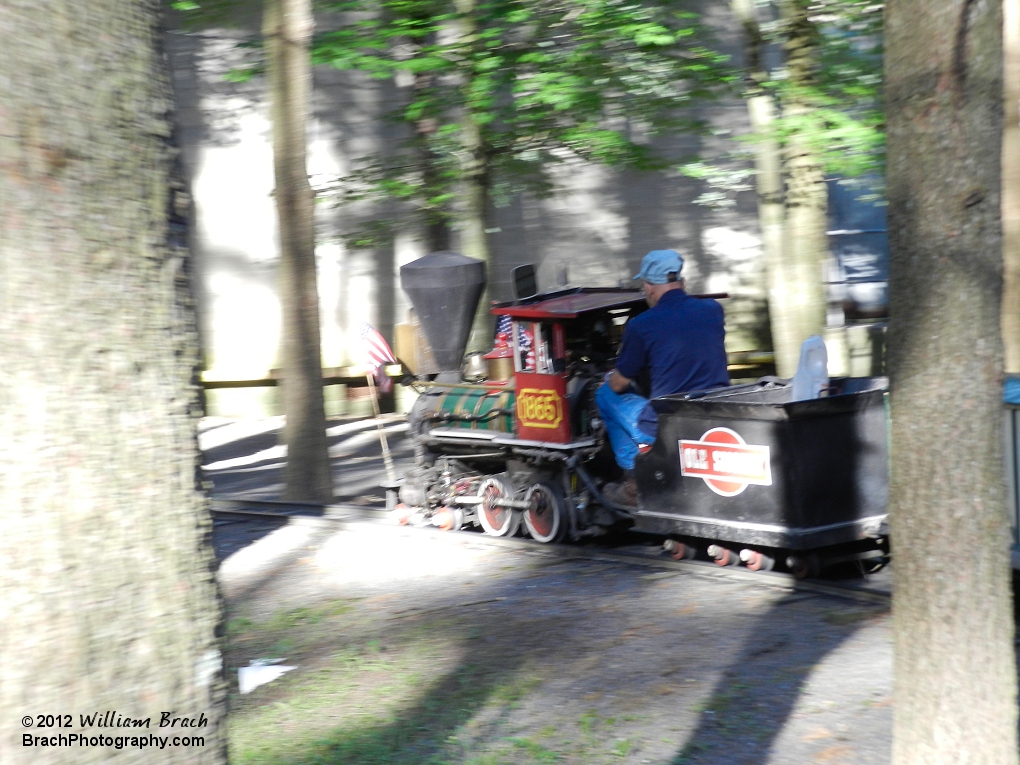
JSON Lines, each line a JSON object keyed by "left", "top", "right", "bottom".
{"left": 220, "top": 524, "right": 893, "bottom": 765}
{"left": 200, "top": 415, "right": 416, "bottom": 503}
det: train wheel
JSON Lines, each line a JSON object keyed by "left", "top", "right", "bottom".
{"left": 664, "top": 540, "right": 696, "bottom": 561}
{"left": 708, "top": 544, "right": 739, "bottom": 566}
{"left": 787, "top": 553, "right": 822, "bottom": 580}
{"left": 393, "top": 503, "right": 412, "bottom": 526}
{"left": 476, "top": 476, "right": 520, "bottom": 537}
{"left": 522, "top": 481, "right": 567, "bottom": 544}
{"left": 433, "top": 506, "right": 463, "bottom": 532}
{"left": 741, "top": 550, "right": 776, "bottom": 572}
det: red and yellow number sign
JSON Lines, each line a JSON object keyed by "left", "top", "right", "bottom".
{"left": 517, "top": 389, "right": 563, "bottom": 429}
{"left": 514, "top": 372, "right": 571, "bottom": 443}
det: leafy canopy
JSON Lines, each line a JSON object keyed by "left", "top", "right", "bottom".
{"left": 770, "top": 0, "right": 884, "bottom": 178}
{"left": 682, "top": 0, "right": 884, "bottom": 207}
{"left": 312, "top": 0, "right": 735, "bottom": 246}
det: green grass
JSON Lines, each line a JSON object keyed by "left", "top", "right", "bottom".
{"left": 227, "top": 609, "right": 562, "bottom": 765}
{"left": 578, "top": 710, "right": 599, "bottom": 736}
{"left": 227, "top": 616, "right": 256, "bottom": 637}
{"left": 822, "top": 608, "right": 880, "bottom": 627}
{"left": 611, "top": 739, "right": 632, "bottom": 757}
{"left": 226, "top": 593, "right": 680, "bottom": 765}
{"left": 464, "top": 755, "right": 507, "bottom": 765}
{"left": 508, "top": 736, "right": 562, "bottom": 763}
{"left": 689, "top": 681, "right": 748, "bottom": 715}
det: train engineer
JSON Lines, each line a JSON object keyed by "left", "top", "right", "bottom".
{"left": 596, "top": 249, "right": 729, "bottom": 505}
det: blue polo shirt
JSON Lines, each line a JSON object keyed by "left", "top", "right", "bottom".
{"left": 615, "top": 289, "right": 729, "bottom": 434}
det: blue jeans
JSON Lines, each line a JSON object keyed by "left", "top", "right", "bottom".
{"left": 595, "top": 384, "right": 658, "bottom": 471}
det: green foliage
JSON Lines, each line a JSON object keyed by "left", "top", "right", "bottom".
{"left": 679, "top": 157, "right": 756, "bottom": 208}
{"left": 171, "top": 0, "right": 886, "bottom": 234}
{"left": 507, "top": 736, "right": 562, "bottom": 762}
{"left": 684, "top": 0, "right": 884, "bottom": 208}
{"left": 768, "top": 0, "right": 885, "bottom": 177}
{"left": 312, "top": 0, "right": 735, "bottom": 246}
{"left": 169, "top": 0, "right": 249, "bottom": 28}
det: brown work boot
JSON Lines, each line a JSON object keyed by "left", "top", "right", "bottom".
{"left": 603, "top": 478, "right": 638, "bottom": 508}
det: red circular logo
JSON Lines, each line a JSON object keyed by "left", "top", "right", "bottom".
{"left": 700, "top": 428, "right": 747, "bottom": 496}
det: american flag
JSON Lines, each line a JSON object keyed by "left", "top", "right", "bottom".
{"left": 494, "top": 315, "right": 534, "bottom": 369}
{"left": 494, "top": 314, "right": 512, "bottom": 344}
{"left": 518, "top": 322, "right": 535, "bottom": 370}
{"left": 360, "top": 321, "right": 397, "bottom": 393}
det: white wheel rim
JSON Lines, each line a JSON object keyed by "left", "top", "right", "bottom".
{"left": 477, "top": 478, "right": 516, "bottom": 536}
{"left": 523, "top": 485, "right": 561, "bottom": 543}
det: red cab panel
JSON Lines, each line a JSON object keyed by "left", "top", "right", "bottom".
{"left": 514, "top": 372, "right": 571, "bottom": 443}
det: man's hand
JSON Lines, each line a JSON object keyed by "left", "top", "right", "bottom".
{"left": 606, "top": 369, "right": 633, "bottom": 393}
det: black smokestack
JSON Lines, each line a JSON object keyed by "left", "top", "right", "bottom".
{"left": 399, "top": 251, "right": 486, "bottom": 372}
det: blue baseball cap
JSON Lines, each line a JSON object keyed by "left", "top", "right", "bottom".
{"left": 633, "top": 249, "right": 684, "bottom": 284}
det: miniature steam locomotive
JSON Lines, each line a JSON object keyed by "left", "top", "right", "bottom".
{"left": 395, "top": 252, "right": 889, "bottom": 577}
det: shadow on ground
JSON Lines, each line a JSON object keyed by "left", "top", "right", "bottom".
{"left": 223, "top": 542, "right": 883, "bottom": 765}
{"left": 668, "top": 592, "right": 876, "bottom": 765}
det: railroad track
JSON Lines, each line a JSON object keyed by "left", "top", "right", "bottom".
{"left": 210, "top": 497, "right": 892, "bottom": 606}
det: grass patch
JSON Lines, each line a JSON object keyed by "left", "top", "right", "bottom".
{"left": 689, "top": 681, "right": 749, "bottom": 715}
{"left": 611, "top": 738, "right": 632, "bottom": 757}
{"left": 228, "top": 610, "right": 559, "bottom": 765}
{"left": 226, "top": 599, "right": 365, "bottom": 663}
{"left": 492, "top": 674, "right": 543, "bottom": 708}
{"left": 227, "top": 617, "right": 256, "bottom": 637}
{"left": 578, "top": 709, "right": 599, "bottom": 736}
{"left": 822, "top": 608, "right": 878, "bottom": 627}
{"left": 508, "top": 736, "right": 562, "bottom": 763}
{"left": 465, "top": 755, "right": 507, "bottom": 765}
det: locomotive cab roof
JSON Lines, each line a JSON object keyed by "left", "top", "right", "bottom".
{"left": 491, "top": 287, "right": 646, "bottom": 320}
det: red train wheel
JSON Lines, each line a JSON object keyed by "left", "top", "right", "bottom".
{"left": 522, "top": 481, "right": 567, "bottom": 544}
{"left": 717, "top": 549, "right": 738, "bottom": 566}
{"left": 476, "top": 476, "right": 520, "bottom": 537}
{"left": 708, "top": 545, "right": 738, "bottom": 566}
{"left": 433, "top": 506, "right": 462, "bottom": 532}
{"left": 743, "top": 550, "right": 775, "bottom": 571}
{"left": 667, "top": 541, "right": 696, "bottom": 561}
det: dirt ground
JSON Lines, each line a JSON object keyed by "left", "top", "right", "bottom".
{"left": 218, "top": 518, "right": 893, "bottom": 765}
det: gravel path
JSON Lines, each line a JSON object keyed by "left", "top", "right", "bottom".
{"left": 205, "top": 416, "right": 1020, "bottom": 764}
{"left": 218, "top": 520, "right": 892, "bottom": 765}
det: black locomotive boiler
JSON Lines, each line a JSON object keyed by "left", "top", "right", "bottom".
{"left": 394, "top": 252, "right": 889, "bottom": 578}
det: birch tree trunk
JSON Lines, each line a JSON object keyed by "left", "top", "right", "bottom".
{"left": 774, "top": 0, "right": 828, "bottom": 377}
{"left": 733, "top": 0, "right": 828, "bottom": 377}
{"left": 409, "top": 19, "right": 451, "bottom": 253}
{"left": 0, "top": 1, "right": 226, "bottom": 761}
{"left": 264, "top": 0, "right": 333, "bottom": 502}
{"left": 886, "top": 0, "right": 1019, "bottom": 762}
{"left": 1003, "top": 0, "right": 1020, "bottom": 374}
{"left": 732, "top": 0, "right": 791, "bottom": 375}
{"left": 454, "top": 0, "right": 493, "bottom": 353}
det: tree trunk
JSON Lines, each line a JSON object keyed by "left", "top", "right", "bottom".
{"left": 1003, "top": 0, "right": 1020, "bottom": 374}
{"left": 776, "top": 119, "right": 828, "bottom": 377}
{"left": 0, "top": 1, "right": 226, "bottom": 762}
{"left": 733, "top": 0, "right": 828, "bottom": 377}
{"left": 413, "top": 65, "right": 452, "bottom": 253}
{"left": 454, "top": 0, "right": 493, "bottom": 353}
{"left": 774, "top": 0, "right": 828, "bottom": 377}
{"left": 732, "top": 0, "right": 790, "bottom": 374}
{"left": 264, "top": 0, "right": 333, "bottom": 502}
{"left": 886, "top": 1, "right": 1019, "bottom": 762}
{"left": 418, "top": 130, "right": 452, "bottom": 252}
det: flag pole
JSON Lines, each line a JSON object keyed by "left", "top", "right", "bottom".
{"left": 366, "top": 369, "right": 396, "bottom": 483}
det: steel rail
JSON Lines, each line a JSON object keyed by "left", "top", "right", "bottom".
{"left": 209, "top": 498, "right": 891, "bottom": 606}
